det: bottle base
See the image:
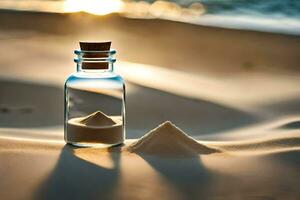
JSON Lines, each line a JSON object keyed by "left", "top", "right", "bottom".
{"left": 67, "top": 141, "right": 124, "bottom": 148}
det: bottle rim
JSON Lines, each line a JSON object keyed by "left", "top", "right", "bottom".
{"left": 74, "top": 49, "right": 116, "bottom": 64}
{"left": 74, "top": 49, "right": 116, "bottom": 55}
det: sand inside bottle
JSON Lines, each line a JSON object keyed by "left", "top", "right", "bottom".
{"left": 66, "top": 111, "right": 124, "bottom": 146}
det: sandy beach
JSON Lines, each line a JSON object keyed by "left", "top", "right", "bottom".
{"left": 1, "top": 126, "right": 300, "bottom": 200}
{"left": 0, "top": 10, "right": 300, "bottom": 200}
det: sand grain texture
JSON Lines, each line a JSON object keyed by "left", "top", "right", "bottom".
{"left": 128, "top": 121, "right": 218, "bottom": 156}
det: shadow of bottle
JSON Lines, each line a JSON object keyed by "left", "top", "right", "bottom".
{"left": 34, "top": 144, "right": 121, "bottom": 200}
{"left": 135, "top": 151, "right": 214, "bottom": 199}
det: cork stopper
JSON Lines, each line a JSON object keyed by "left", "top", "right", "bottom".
{"left": 79, "top": 41, "right": 112, "bottom": 70}
{"left": 80, "top": 41, "right": 111, "bottom": 51}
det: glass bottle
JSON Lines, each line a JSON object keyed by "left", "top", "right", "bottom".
{"left": 64, "top": 42, "right": 125, "bottom": 147}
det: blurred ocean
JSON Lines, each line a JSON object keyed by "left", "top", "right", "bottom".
{"left": 133, "top": 0, "right": 300, "bottom": 35}
{"left": 0, "top": 0, "right": 299, "bottom": 35}
{"left": 157, "top": 0, "right": 300, "bottom": 18}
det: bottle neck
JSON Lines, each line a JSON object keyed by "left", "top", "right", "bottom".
{"left": 74, "top": 49, "right": 116, "bottom": 73}
{"left": 76, "top": 62, "right": 114, "bottom": 73}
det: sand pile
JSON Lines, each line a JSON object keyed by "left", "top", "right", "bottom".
{"left": 79, "top": 111, "right": 116, "bottom": 126}
{"left": 128, "top": 121, "right": 218, "bottom": 156}
{"left": 67, "top": 111, "right": 123, "bottom": 144}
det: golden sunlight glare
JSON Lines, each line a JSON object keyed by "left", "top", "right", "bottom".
{"left": 64, "top": 0, "right": 124, "bottom": 15}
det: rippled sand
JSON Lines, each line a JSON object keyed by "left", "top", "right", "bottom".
{"left": 1, "top": 119, "right": 300, "bottom": 200}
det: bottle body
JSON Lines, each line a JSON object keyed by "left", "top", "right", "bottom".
{"left": 64, "top": 71, "right": 125, "bottom": 147}
{"left": 64, "top": 43, "right": 125, "bottom": 147}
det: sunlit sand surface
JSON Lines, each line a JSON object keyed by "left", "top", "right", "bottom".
{"left": 116, "top": 62, "right": 300, "bottom": 110}
{"left": 0, "top": 128, "right": 299, "bottom": 199}
{"left": 0, "top": 74, "right": 300, "bottom": 199}
{"left": 1, "top": 117, "right": 300, "bottom": 155}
